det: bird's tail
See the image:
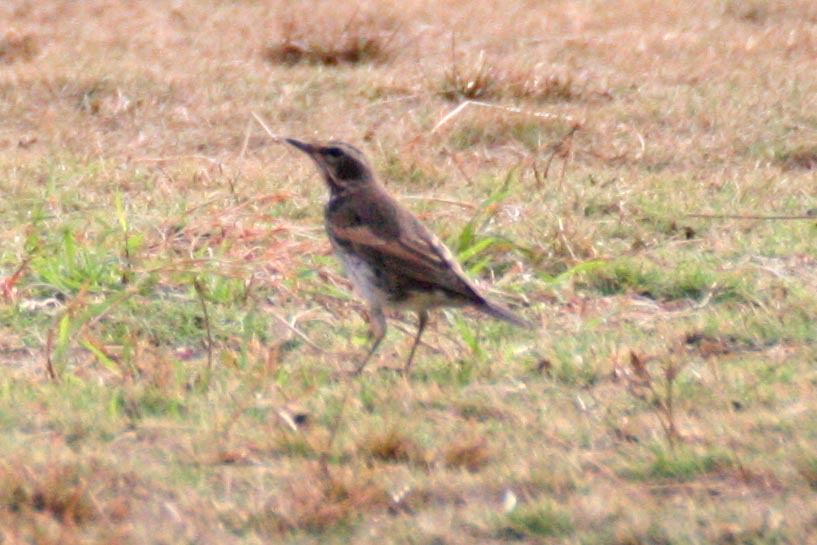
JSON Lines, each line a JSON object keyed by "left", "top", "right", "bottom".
{"left": 479, "top": 299, "right": 535, "bottom": 330}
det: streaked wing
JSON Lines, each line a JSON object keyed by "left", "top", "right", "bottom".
{"left": 328, "top": 205, "right": 482, "bottom": 303}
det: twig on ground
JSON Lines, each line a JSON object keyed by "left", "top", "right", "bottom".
{"left": 429, "top": 100, "right": 580, "bottom": 135}
{"left": 252, "top": 112, "right": 285, "bottom": 143}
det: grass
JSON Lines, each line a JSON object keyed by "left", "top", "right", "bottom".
{"left": 440, "top": 53, "right": 582, "bottom": 103}
{"left": 264, "top": 9, "right": 398, "bottom": 67}
{"left": 1, "top": 0, "right": 817, "bottom": 543}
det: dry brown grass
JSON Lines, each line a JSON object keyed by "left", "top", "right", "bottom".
{"left": 0, "top": 455, "right": 137, "bottom": 543}
{"left": 0, "top": 30, "right": 39, "bottom": 64}
{"left": 359, "top": 427, "right": 426, "bottom": 465}
{"left": 439, "top": 52, "right": 587, "bottom": 103}
{"left": 1, "top": 0, "right": 817, "bottom": 543}
{"left": 264, "top": 8, "right": 399, "bottom": 66}
{"left": 440, "top": 436, "right": 492, "bottom": 472}
{"left": 256, "top": 464, "right": 387, "bottom": 535}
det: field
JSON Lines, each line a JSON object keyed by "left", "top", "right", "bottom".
{"left": 2, "top": 1, "right": 817, "bottom": 543}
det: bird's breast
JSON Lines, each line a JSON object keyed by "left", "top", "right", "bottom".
{"left": 330, "top": 238, "right": 388, "bottom": 307}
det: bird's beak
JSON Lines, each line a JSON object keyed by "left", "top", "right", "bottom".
{"left": 285, "top": 138, "right": 315, "bottom": 156}
{"left": 286, "top": 138, "right": 340, "bottom": 191}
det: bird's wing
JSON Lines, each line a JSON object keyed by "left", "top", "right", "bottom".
{"left": 328, "top": 192, "right": 532, "bottom": 327}
{"left": 328, "top": 196, "right": 483, "bottom": 302}
{"left": 389, "top": 219, "right": 532, "bottom": 328}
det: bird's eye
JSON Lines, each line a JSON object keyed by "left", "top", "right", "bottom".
{"left": 323, "top": 147, "right": 344, "bottom": 158}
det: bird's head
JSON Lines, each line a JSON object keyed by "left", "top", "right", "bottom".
{"left": 286, "top": 139, "right": 374, "bottom": 195}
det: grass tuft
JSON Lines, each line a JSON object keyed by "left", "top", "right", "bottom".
{"left": 441, "top": 436, "right": 491, "bottom": 472}
{"left": 0, "top": 455, "right": 137, "bottom": 539}
{"left": 264, "top": 11, "right": 396, "bottom": 66}
{"left": 440, "top": 52, "right": 495, "bottom": 101}
{"left": 0, "top": 31, "right": 39, "bottom": 64}
{"left": 440, "top": 54, "right": 582, "bottom": 103}
{"left": 722, "top": 0, "right": 769, "bottom": 22}
{"left": 256, "top": 466, "right": 386, "bottom": 535}
{"left": 774, "top": 143, "right": 817, "bottom": 171}
{"left": 2, "top": 465, "right": 98, "bottom": 525}
{"left": 358, "top": 427, "right": 425, "bottom": 464}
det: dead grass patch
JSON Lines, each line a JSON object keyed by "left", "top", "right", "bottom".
{"left": 1, "top": 464, "right": 98, "bottom": 525}
{"left": 264, "top": 10, "right": 399, "bottom": 66}
{"left": 684, "top": 330, "right": 770, "bottom": 359}
{"left": 0, "top": 31, "right": 39, "bottom": 64}
{"left": 358, "top": 427, "right": 426, "bottom": 465}
{"left": 722, "top": 0, "right": 817, "bottom": 23}
{"left": 440, "top": 436, "right": 492, "bottom": 472}
{"left": 0, "top": 455, "right": 138, "bottom": 540}
{"left": 722, "top": 0, "right": 771, "bottom": 22}
{"left": 440, "top": 55, "right": 584, "bottom": 103}
{"left": 774, "top": 143, "right": 817, "bottom": 171}
{"left": 256, "top": 464, "right": 386, "bottom": 535}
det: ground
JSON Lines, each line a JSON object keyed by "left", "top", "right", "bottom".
{"left": 1, "top": 1, "right": 817, "bottom": 543}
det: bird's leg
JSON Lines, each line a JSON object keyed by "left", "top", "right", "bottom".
{"left": 353, "top": 307, "right": 387, "bottom": 375}
{"left": 403, "top": 310, "right": 429, "bottom": 374}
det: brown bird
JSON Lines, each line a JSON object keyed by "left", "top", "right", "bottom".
{"left": 286, "top": 139, "right": 532, "bottom": 374}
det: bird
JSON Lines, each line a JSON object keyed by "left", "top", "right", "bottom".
{"left": 286, "top": 138, "right": 532, "bottom": 374}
